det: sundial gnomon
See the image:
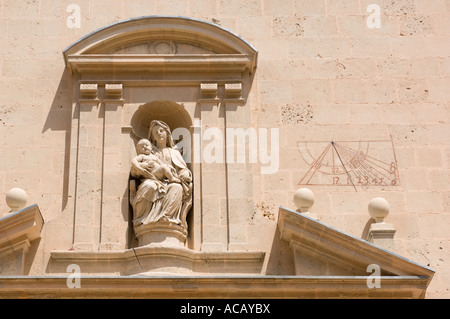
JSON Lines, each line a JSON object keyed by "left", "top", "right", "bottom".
{"left": 298, "top": 137, "right": 400, "bottom": 189}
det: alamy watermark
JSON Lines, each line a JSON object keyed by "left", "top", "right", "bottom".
{"left": 66, "top": 264, "right": 81, "bottom": 288}
{"left": 173, "top": 123, "right": 279, "bottom": 175}
{"left": 366, "top": 4, "right": 381, "bottom": 29}
{"left": 366, "top": 264, "right": 381, "bottom": 289}
{"left": 66, "top": 4, "right": 81, "bottom": 29}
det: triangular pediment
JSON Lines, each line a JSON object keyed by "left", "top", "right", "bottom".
{"left": 277, "top": 206, "right": 434, "bottom": 297}
{"left": 63, "top": 16, "right": 258, "bottom": 74}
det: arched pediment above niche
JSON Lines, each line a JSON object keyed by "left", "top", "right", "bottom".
{"left": 130, "top": 100, "right": 193, "bottom": 140}
{"left": 63, "top": 16, "right": 258, "bottom": 75}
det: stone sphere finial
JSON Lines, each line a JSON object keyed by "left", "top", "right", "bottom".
{"left": 294, "top": 188, "right": 315, "bottom": 214}
{"left": 368, "top": 197, "right": 390, "bottom": 223}
{"left": 5, "top": 188, "right": 28, "bottom": 212}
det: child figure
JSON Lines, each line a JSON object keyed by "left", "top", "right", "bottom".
{"left": 131, "top": 138, "right": 181, "bottom": 184}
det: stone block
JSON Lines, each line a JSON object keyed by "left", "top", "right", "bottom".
{"left": 427, "top": 78, "right": 450, "bottom": 103}
{"left": 201, "top": 225, "right": 227, "bottom": 249}
{"left": 418, "top": 213, "right": 450, "bottom": 238}
{"left": 432, "top": 15, "right": 450, "bottom": 36}
{"left": 317, "top": 38, "right": 352, "bottom": 58}
{"left": 291, "top": 79, "right": 332, "bottom": 104}
{"left": 228, "top": 223, "right": 248, "bottom": 245}
{"left": 399, "top": 15, "right": 435, "bottom": 36}
{"left": 335, "top": 79, "right": 398, "bottom": 104}
{"left": 155, "top": 0, "right": 189, "bottom": 16}
{"left": 3, "top": 0, "right": 40, "bottom": 18}
{"left": 255, "top": 39, "right": 289, "bottom": 60}
{"left": 0, "top": 79, "right": 35, "bottom": 104}
{"left": 428, "top": 169, "right": 450, "bottom": 191}
{"left": 326, "top": 0, "right": 361, "bottom": 15}
{"left": 201, "top": 196, "right": 225, "bottom": 225}
{"left": 400, "top": 168, "right": 428, "bottom": 190}
{"left": 263, "top": 0, "right": 294, "bottom": 16}
{"left": 416, "top": 147, "right": 443, "bottom": 168}
{"left": 427, "top": 124, "right": 450, "bottom": 145}
{"left": 412, "top": 104, "right": 448, "bottom": 124}
{"left": 429, "top": 36, "right": 450, "bottom": 56}
{"left": 406, "top": 191, "right": 443, "bottom": 213}
{"left": 349, "top": 104, "right": 383, "bottom": 125}
{"left": 382, "top": 0, "right": 416, "bottom": 15}
{"left": 376, "top": 57, "right": 411, "bottom": 78}
{"left": 91, "top": 0, "right": 124, "bottom": 18}
{"left": 238, "top": 17, "right": 272, "bottom": 40}
{"left": 288, "top": 38, "right": 320, "bottom": 58}
{"left": 259, "top": 79, "right": 293, "bottom": 106}
{"left": 391, "top": 37, "right": 428, "bottom": 57}
{"left": 294, "top": 0, "right": 326, "bottom": 16}
{"left": 351, "top": 37, "right": 392, "bottom": 58}
{"left": 42, "top": 18, "right": 72, "bottom": 38}
{"left": 314, "top": 104, "right": 350, "bottom": 125}
{"left": 189, "top": 0, "right": 218, "bottom": 16}
{"left": 5, "top": 19, "right": 43, "bottom": 39}
{"left": 273, "top": 16, "right": 304, "bottom": 38}
{"left": 414, "top": 0, "right": 447, "bottom": 14}
{"left": 302, "top": 16, "right": 338, "bottom": 38}
{"left": 219, "top": 0, "right": 262, "bottom": 17}
{"left": 384, "top": 104, "right": 416, "bottom": 124}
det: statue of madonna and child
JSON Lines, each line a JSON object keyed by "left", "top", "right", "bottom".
{"left": 130, "top": 120, "right": 192, "bottom": 247}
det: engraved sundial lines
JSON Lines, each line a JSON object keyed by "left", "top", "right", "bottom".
{"left": 298, "top": 136, "right": 400, "bottom": 189}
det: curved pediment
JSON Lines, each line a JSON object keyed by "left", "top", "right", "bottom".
{"left": 63, "top": 16, "right": 258, "bottom": 74}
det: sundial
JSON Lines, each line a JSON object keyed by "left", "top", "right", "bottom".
{"left": 297, "top": 137, "right": 400, "bottom": 190}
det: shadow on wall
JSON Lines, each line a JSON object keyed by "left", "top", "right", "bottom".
{"left": 265, "top": 227, "right": 295, "bottom": 275}
{"left": 362, "top": 218, "right": 375, "bottom": 240}
{"left": 41, "top": 68, "right": 73, "bottom": 212}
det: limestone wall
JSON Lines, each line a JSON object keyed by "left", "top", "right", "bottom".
{"left": 0, "top": 0, "right": 448, "bottom": 298}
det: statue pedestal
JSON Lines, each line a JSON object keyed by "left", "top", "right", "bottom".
{"left": 135, "top": 221, "right": 187, "bottom": 248}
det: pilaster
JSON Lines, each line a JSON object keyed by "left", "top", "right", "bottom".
{"left": 73, "top": 84, "right": 102, "bottom": 251}
{"left": 223, "top": 83, "right": 253, "bottom": 250}
{"left": 100, "top": 84, "right": 126, "bottom": 250}
{"left": 198, "top": 83, "right": 228, "bottom": 251}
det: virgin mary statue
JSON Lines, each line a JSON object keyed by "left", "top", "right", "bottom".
{"left": 130, "top": 120, "right": 192, "bottom": 232}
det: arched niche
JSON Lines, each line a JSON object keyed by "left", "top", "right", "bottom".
{"left": 129, "top": 100, "right": 193, "bottom": 170}
{"left": 130, "top": 100, "right": 192, "bottom": 141}
{"left": 128, "top": 100, "right": 194, "bottom": 249}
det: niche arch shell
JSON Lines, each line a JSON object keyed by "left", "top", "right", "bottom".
{"left": 131, "top": 100, "right": 192, "bottom": 141}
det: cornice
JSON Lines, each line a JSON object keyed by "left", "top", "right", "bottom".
{"left": 0, "top": 275, "right": 430, "bottom": 299}
{"left": 66, "top": 54, "right": 255, "bottom": 75}
{"left": 63, "top": 16, "right": 258, "bottom": 75}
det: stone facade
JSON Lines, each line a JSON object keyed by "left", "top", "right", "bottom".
{"left": 0, "top": 0, "right": 448, "bottom": 298}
